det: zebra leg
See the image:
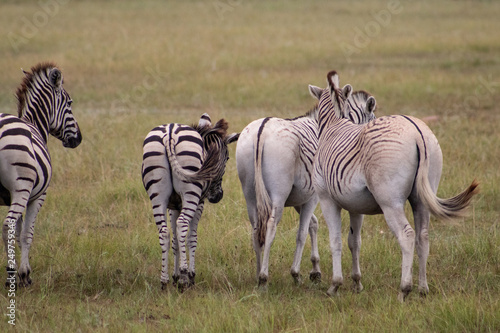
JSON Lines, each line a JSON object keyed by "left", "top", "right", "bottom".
{"left": 308, "top": 214, "right": 321, "bottom": 283}
{"left": 175, "top": 205, "right": 198, "bottom": 290}
{"left": 3, "top": 194, "right": 30, "bottom": 287}
{"left": 252, "top": 226, "right": 262, "bottom": 282}
{"left": 411, "top": 202, "right": 430, "bottom": 296}
{"left": 153, "top": 203, "right": 170, "bottom": 290}
{"left": 382, "top": 206, "right": 415, "bottom": 302}
{"left": 258, "top": 205, "right": 283, "bottom": 288}
{"left": 348, "top": 212, "right": 364, "bottom": 293}
{"left": 187, "top": 201, "right": 204, "bottom": 286}
{"left": 3, "top": 217, "right": 21, "bottom": 288}
{"left": 18, "top": 195, "right": 45, "bottom": 287}
{"left": 169, "top": 209, "right": 180, "bottom": 285}
{"left": 290, "top": 202, "right": 319, "bottom": 284}
{"left": 318, "top": 194, "right": 344, "bottom": 296}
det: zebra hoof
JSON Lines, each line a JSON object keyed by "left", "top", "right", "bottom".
{"left": 176, "top": 272, "right": 190, "bottom": 292}
{"left": 309, "top": 271, "right": 322, "bottom": 283}
{"left": 327, "top": 284, "right": 341, "bottom": 297}
{"left": 18, "top": 271, "right": 32, "bottom": 288}
{"left": 172, "top": 274, "right": 180, "bottom": 286}
{"left": 161, "top": 281, "right": 168, "bottom": 290}
{"left": 352, "top": 281, "right": 363, "bottom": 293}
{"left": 291, "top": 271, "right": 301, "bottom": 285}
{"left": 188, "top": 272, "right": 196, "bottom": 286}
{"left": 258, "top": 275, "right": 268, "bottom": 290}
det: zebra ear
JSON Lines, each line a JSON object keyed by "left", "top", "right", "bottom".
{"left": 366, "top": 96, "right": 377, "bottom": 114}
{"left": 48, "top": 68, "right": 62, "bottom": 89}
{"left": 226, "top": 132, "right": 240, "bottom": 144}
{"left": 342, "top": 84, "right": 352, "bottom": 99}
{"left": 198, "top": 113, "right": 212, "bottom": 128}
{"left": 308, "top": 85, "right": 323, "bottom": 100}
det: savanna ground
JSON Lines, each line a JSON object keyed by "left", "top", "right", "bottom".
{"left": 0, "top": 0, "right": 499, "bottom": 331}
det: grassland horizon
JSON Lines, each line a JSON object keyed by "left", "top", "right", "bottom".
{"left": 0, "top": 1, "right": 498, "bottom": 332}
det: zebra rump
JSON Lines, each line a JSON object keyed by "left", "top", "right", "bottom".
{"left": 166, "top": 118, "right": 232, "bottom": 184}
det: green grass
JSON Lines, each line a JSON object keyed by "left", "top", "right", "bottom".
{"left": 0, "top": 0, "right": 499, "bottom": 331}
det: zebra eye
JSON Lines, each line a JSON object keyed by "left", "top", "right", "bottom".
{"left": 67, "top": 100, "right": 73, "bottom": 106}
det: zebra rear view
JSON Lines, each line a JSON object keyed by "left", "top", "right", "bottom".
{"left": 142, "top": 113, "right": 238, "bottom": 290}
{"left": 236, "top": 90, "right": 376, "bottom": 288}
{"left": 1, "top": 62, "right": 82, "bottom": 287}
{"left": 311, "top": 71, "right": 479, "bottom": 301}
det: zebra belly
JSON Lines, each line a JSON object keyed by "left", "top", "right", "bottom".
{"left": 284, "top": 186, "right": 316, "bottom": 207}
{"left": 332, "top": 187, "right": 383, "bottom": 215}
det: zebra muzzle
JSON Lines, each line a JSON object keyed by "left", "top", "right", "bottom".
{"left": 63, "top": 132, "right": 82, "bottom": 148}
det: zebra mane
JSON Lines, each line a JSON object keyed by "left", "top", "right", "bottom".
{"left": 191, "top": 118, "right": 229, "bottom": 141}
{"left": 15, "top": 62, "right": 59, "bottom": 117}
{"left": 184, "top": 118, "right": 230, "bottom": 182}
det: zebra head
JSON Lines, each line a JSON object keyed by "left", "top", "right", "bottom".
{"left": 345, "top": 90, "right": 377, "bottom": 124}
{"left": 16, "top": 63, "right": 82, "bottom": 148}
{"left": 308, "top": 71, "right": 353, "bottom": 121}
{"left": 46, "top": 67, "right": 82, "bottom": 148}
{"left": 200, "top": 117, "right": 239, "bottom": 204}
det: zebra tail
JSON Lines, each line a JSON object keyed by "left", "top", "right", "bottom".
{"left": 254, "top": 121, "right": 272, "bottom": 247}
{"left": 165, "top": 134, "right": 218, "bottom": 183}
{"left": 415, "top": 147, "right": 479, "bottom": 220}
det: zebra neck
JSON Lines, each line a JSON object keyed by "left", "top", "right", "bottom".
{"left": 318, "top": 111, "right": 344, "bottom": 138}
{"left": 20, "top": 100, "right": 50, "bottom": 144}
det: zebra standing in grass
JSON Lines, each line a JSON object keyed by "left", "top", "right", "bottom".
{"left": 142, "top": 113, "right": 239, "bottom": 290}
{"left": 310, "top": 71, "right": 478, "bottom": 301}
{"left": 236, "top": 90, "right": 376, "bottom": 287}
{"left": 1, "top": 62, "right": 82, "bottom": 287}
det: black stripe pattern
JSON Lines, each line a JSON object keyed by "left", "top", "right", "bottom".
{"left": 1, "top": 62, "right": 81, "bottom": 287}
{"left": 141, "top": 113, "right": 238, "bottom": 289}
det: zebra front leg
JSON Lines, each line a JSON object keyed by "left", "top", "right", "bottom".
{"left": 290, "top": 202, "right": 318, "bottom": 284}
{"left": 348, "top": 212, "right": 364, "bottom": 293}
{"left": 187, "top": 201, "right": 204, "bottom": 286}
{"left": 18, "top": 195, "right": 45, "bottom": 287}
{"left": 318, "top": 195, "right": 344, "bottom": 296}
{"left": 308, "top": 214, "right": 321, "bottom": 283}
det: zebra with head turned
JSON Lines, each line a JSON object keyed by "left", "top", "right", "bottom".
{"left": 310, "top": 70, "right": 478, "bottom": 301}
{"left": 236, "top": 90, "right": 376, "bottom": 288}
{"left": 142, "top": 113, "right": 239, "bottom": 290}
{"left": 1, "top": 62, "right": 82, "bottom": 287}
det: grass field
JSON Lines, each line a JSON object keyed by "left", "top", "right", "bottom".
{"left": 0, "top": 0, "right": 499, "bottom": 331}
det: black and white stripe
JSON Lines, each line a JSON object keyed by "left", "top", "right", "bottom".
{"left": 1, "top": 62, "right": 82, "bottom": 287}
{"left": 310, "top": 71, "right": 478, "bottom": 301}
{"left": 142, "top": 113, "right": 238, "bottom": 289}
{"left": 236, "top": 90, "right": 377, "bottom": 287}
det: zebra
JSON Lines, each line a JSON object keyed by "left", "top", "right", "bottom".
{"left": 310, "top": 70, "right": 479, "bottom": 301}
{"left": 142, "top": 113, "right": 239, "bottom": 290}
{"left": 1, "top": 62, "right": 82, "bottom": 287}
{"left": 235, "top": 90, "right": 376, "bottom": 287}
